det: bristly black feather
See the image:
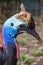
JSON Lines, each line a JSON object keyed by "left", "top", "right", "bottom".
{"left": 4, "top": 43, "right": 17, "bottom": 65}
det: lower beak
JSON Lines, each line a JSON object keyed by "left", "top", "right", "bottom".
{"left": 27, "top": 29, "right": 41, "bottom": 41}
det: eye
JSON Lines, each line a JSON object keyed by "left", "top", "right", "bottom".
{"left": 11, "top": 23, "right": 14, "bottom": 26}
{"left": 19, "top": 24, "right": 26, "bottom": 28}
{"left": 19, "top": 24, "right": 27, "bottom": 31}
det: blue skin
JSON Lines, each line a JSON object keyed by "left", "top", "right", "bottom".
{"left": 2, "top": 15, "right": 27, "bottom": 52}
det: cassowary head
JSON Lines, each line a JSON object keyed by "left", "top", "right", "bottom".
{"left": 3, "top": 16, "right": 41, "bottom": 43}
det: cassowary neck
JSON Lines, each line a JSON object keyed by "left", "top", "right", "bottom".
{"left": 4, "top": 34, "right": 16, "bottom": 46}
{"left": 2, "top": 27, "right": 16, "bottom": 47}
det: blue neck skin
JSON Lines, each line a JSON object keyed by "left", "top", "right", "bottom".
{"left": 2, "top": 26, "right": 18, "bottom": 49}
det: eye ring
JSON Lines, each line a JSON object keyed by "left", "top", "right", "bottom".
{"left": 11, "top": 23, "right": 14, "bottom": 26}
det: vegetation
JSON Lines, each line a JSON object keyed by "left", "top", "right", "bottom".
{"left": 22, "top": 33, "right": 27, "bottom": 37}
{"left": 22, "top": 33, "right": 32, "bottom": 41}
{"left": 20, "top": 54, "right": 26, "bottom": 61}
{"left": 25, "top": 57, "right": 35, "bottom": 64}
{"left": 0, "top": 0, "right": 4, "bottom": 2}
{"left": 20, "top": 54, "right": 35, "bottom": 64}
{"left": 32, "top": 50, "right": 42, "bottom": 56}
{"left": 17, "top": 39, "right": 26, "bottom": 45}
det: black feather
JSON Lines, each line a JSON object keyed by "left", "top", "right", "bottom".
{"left": 28, "top": 16, "right": 35, "bottom": 30}
{"left": 4, "top": 43, "right": 17, "bottom": 65}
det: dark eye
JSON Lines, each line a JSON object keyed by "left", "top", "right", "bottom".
{"left": 19, "top": 24, "right": 27, "bottom": 31}
{"left": 11, "top": 23, "right": 14, "bottom": 26}
{"left": 19, "top": 24, "right": 25, "bottom": 28}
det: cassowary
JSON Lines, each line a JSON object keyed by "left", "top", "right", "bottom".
{"left": 0, "top": 15, "right": 41, "bottom": 65}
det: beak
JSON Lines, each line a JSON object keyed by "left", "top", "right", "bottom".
{"left": 27, "top": 29, "right": 41, "bottom": 41}
{"left": 16, "top": 24, "right": 41, "bottom": 41}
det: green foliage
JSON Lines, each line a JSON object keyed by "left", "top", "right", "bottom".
{"left": 22, "top": 33, "right": 27, "bottom": 37}
{"left": 0, "top": 0, "right": 12, "bottom": 2}
{"left": 22, "top": 33, "right": 32, "bottom": 41}
{"left": 20, "top": 54, "right": 35, "bottom": 64}
{"left": 25, "top": 57, "right": 35, "bottom": 64}
{"left": 20, "top": 54, "right": 26, "bottom": 61}
{"left": 0, "top": 0, "right": 4, "bottom": 2}
{"left": 32, "top": 50, "right": 42, "bottom": 56}
{"left": 17, "top": 39, "right": 26, "bottom": 45}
